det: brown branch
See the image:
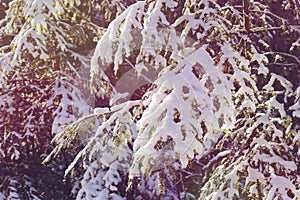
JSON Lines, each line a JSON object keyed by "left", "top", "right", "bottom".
{"left": 243, "top": 0, "right": 250, "bottom": 34}
{"left": 237, "top": 27, "right": 283, "bottom": 33}
{"left": 250, "top": 27, "right": 283, "bottom": 33}
{"left": 264, "top": 52, "right": 300, "bottom": 66}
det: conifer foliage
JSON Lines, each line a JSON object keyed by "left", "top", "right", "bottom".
{"left": 45, "top": 0, "right": 300, "bottom": 199}
{"left": 1, "top": 0, "right": 299, "bottom": 199}
{"left": 0, "top": 0, "right": 96, "bottom": 198}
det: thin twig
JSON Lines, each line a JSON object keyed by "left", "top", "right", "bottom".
{"left": 263, "top": 52, "right": 300, "bottom": 66}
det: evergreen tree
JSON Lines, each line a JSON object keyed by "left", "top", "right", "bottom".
{"left": 45, "top": 0, "right": 299, "bottom": 199}
{"left": 0, "top": 0, "right": 138, "bottom": 198}
{"left": 0, "top": 0, "right": 97, "bottom": 198}
{"left": 0, "top": 0, "right": 299, "bottom": 199}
